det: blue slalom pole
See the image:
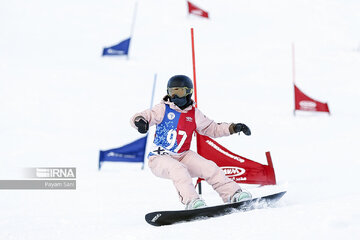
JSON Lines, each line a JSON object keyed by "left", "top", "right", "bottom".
{"left": 142, "top": 74, "right": 157, "bottom": 170}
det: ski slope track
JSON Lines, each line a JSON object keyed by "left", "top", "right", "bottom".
{"left": 1, "top": 0, "right": 360, "bottom": 239}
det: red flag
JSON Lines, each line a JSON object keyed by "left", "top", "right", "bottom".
{"left": 294, "top": 84, "right": 330, "bottom": 113}
{"left": 196, "top": 134, "right": 276, "bottom": 185}
{"left": 187, "top": 1, "right": 209, "bottom": 18}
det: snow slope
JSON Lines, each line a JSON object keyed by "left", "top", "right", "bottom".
{"left": 1, "top": 0, "right": 360, "bottom": 239}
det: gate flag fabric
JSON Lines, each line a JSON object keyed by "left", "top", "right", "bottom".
{"left": 196, "top": 134, "right": 276, "bottom": 185}
{"left": 102, "top": 38, "right": 131, "bottom": 56}
{"left": 99, "top": 135, "right": 147, "bottom": 170}
{"left": 294, "top": 84, "right": 330, "bottom": 113}
{"left": 187, "top": 1, "right": 209, "bottom": 18}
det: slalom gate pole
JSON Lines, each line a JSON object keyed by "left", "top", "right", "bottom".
{"left": 142, "top": 74, "right": 157, "bottom": 170}
{"left": 150, "top": 73, "right": 157, "bottom": 109}
{"left": 128, "top": 1, "right": 138, "bottom": 60}
{"left": 191, "top": 28, "right": 202, "bottom": 195}
{"left": 292, "top": 42, "right": 296, "bottom": 85}
{"left": 191, "top": 28, "right": 198, "bottom": 108}
{"left": 292, "top": 43, "right": 296, "bottom": 116}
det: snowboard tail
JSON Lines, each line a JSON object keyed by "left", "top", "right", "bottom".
{"left": 145, "top": 191, "right": 286, "bottom": 226}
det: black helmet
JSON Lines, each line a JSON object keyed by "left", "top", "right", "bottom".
{"left": 166, "top": 75, "right": 194, "bottom": 109}
{"left": 167, "top": 75, "right": 193, "bottom": 89}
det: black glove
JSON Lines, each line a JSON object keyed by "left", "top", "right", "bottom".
{"left": 134, "top": 116, "right": 149, "bottom": 134}
{"left": 231, "top": 123, "right": 251, "bottom": 136}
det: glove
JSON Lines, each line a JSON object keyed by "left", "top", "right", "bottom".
{"left": 230, "top": 123, "right": 251, "bottom": 136}
{"left": 134, "top": 116, "right": 149, "bottom": 134}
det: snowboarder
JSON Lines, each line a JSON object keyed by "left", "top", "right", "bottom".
{"left": 131, "top": 75, "right": 252, "bottom": 209}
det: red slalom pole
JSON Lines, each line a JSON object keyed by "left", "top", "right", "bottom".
{"left": 191, "top": 28, "right": 202, "bottom": 195}
{"left": 191, "top": 28, "right": 198, "bottom": 108}
{"left": 292, "top": 42, "right": 296, "bottom": 85}
{"left": 292, "top": 43, "right": 296, "bottom": 116}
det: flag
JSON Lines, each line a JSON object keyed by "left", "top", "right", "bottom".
{"left": 102, "top": 38, "right": 131, "bottom": 56}
{"left": 196, "top": 134, "right": 276, "bottom": 185}
{"left": 99, "top": 135, "right": 147, "bottom": 170}
{"left": 294, "top": 84, "right": 330, "bottom": 113}
{"left": 187, "top": 1, "right": 209, "bottom": 18}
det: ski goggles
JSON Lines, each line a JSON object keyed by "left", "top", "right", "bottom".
{"left": 167, "top": 87, "right": 193, "bottom": 98}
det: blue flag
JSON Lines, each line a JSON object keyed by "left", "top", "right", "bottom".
{"left": 102, "top": 38, "right": 131, "bottom": 56}
{"left": 99, "top": 135, "right": 147, "bottom": 169}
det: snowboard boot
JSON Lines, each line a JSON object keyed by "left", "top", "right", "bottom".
{"left": 185, "top": 198, "right": 207, "bottom": 210}
{"left": 230, "top": 190, "right": 252, "bottom": 203}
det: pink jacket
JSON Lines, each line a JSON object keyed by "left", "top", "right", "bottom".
{"left": 130, "top": 99, "right": 231, "bottom": 138}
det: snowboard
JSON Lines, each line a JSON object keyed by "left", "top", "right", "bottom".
{"left": 145, "top": 191, "right": 286, "bottom": 226}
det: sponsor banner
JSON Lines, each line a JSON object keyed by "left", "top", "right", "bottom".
{"left": 196, "top": 134, "right": 276, "bottom": 185}
{"left": 99, "top": 135, "right": 147, "bottom": 169}
{"left": 102, "top": 38, "right": 131, "bottom": 56}
{"left": 294, "top": 84, "right": 330, "bottom": 113}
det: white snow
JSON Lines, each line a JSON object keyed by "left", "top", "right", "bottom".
{"left": 1, "top": 0, "right": 360, "bottom": 239}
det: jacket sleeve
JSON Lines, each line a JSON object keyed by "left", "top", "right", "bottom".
{"left": 130, "top": 103, "right": 165, "bottom": 129}
{"left": 195, "top": 108, "right": 232, "bottom": 138}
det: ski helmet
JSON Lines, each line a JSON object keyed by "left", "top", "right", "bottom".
{"left": 167, "top": 75, "right": 193, "bottom": 90}
{"left": 167, "top": 75, "right": 194, "bottom": 108}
